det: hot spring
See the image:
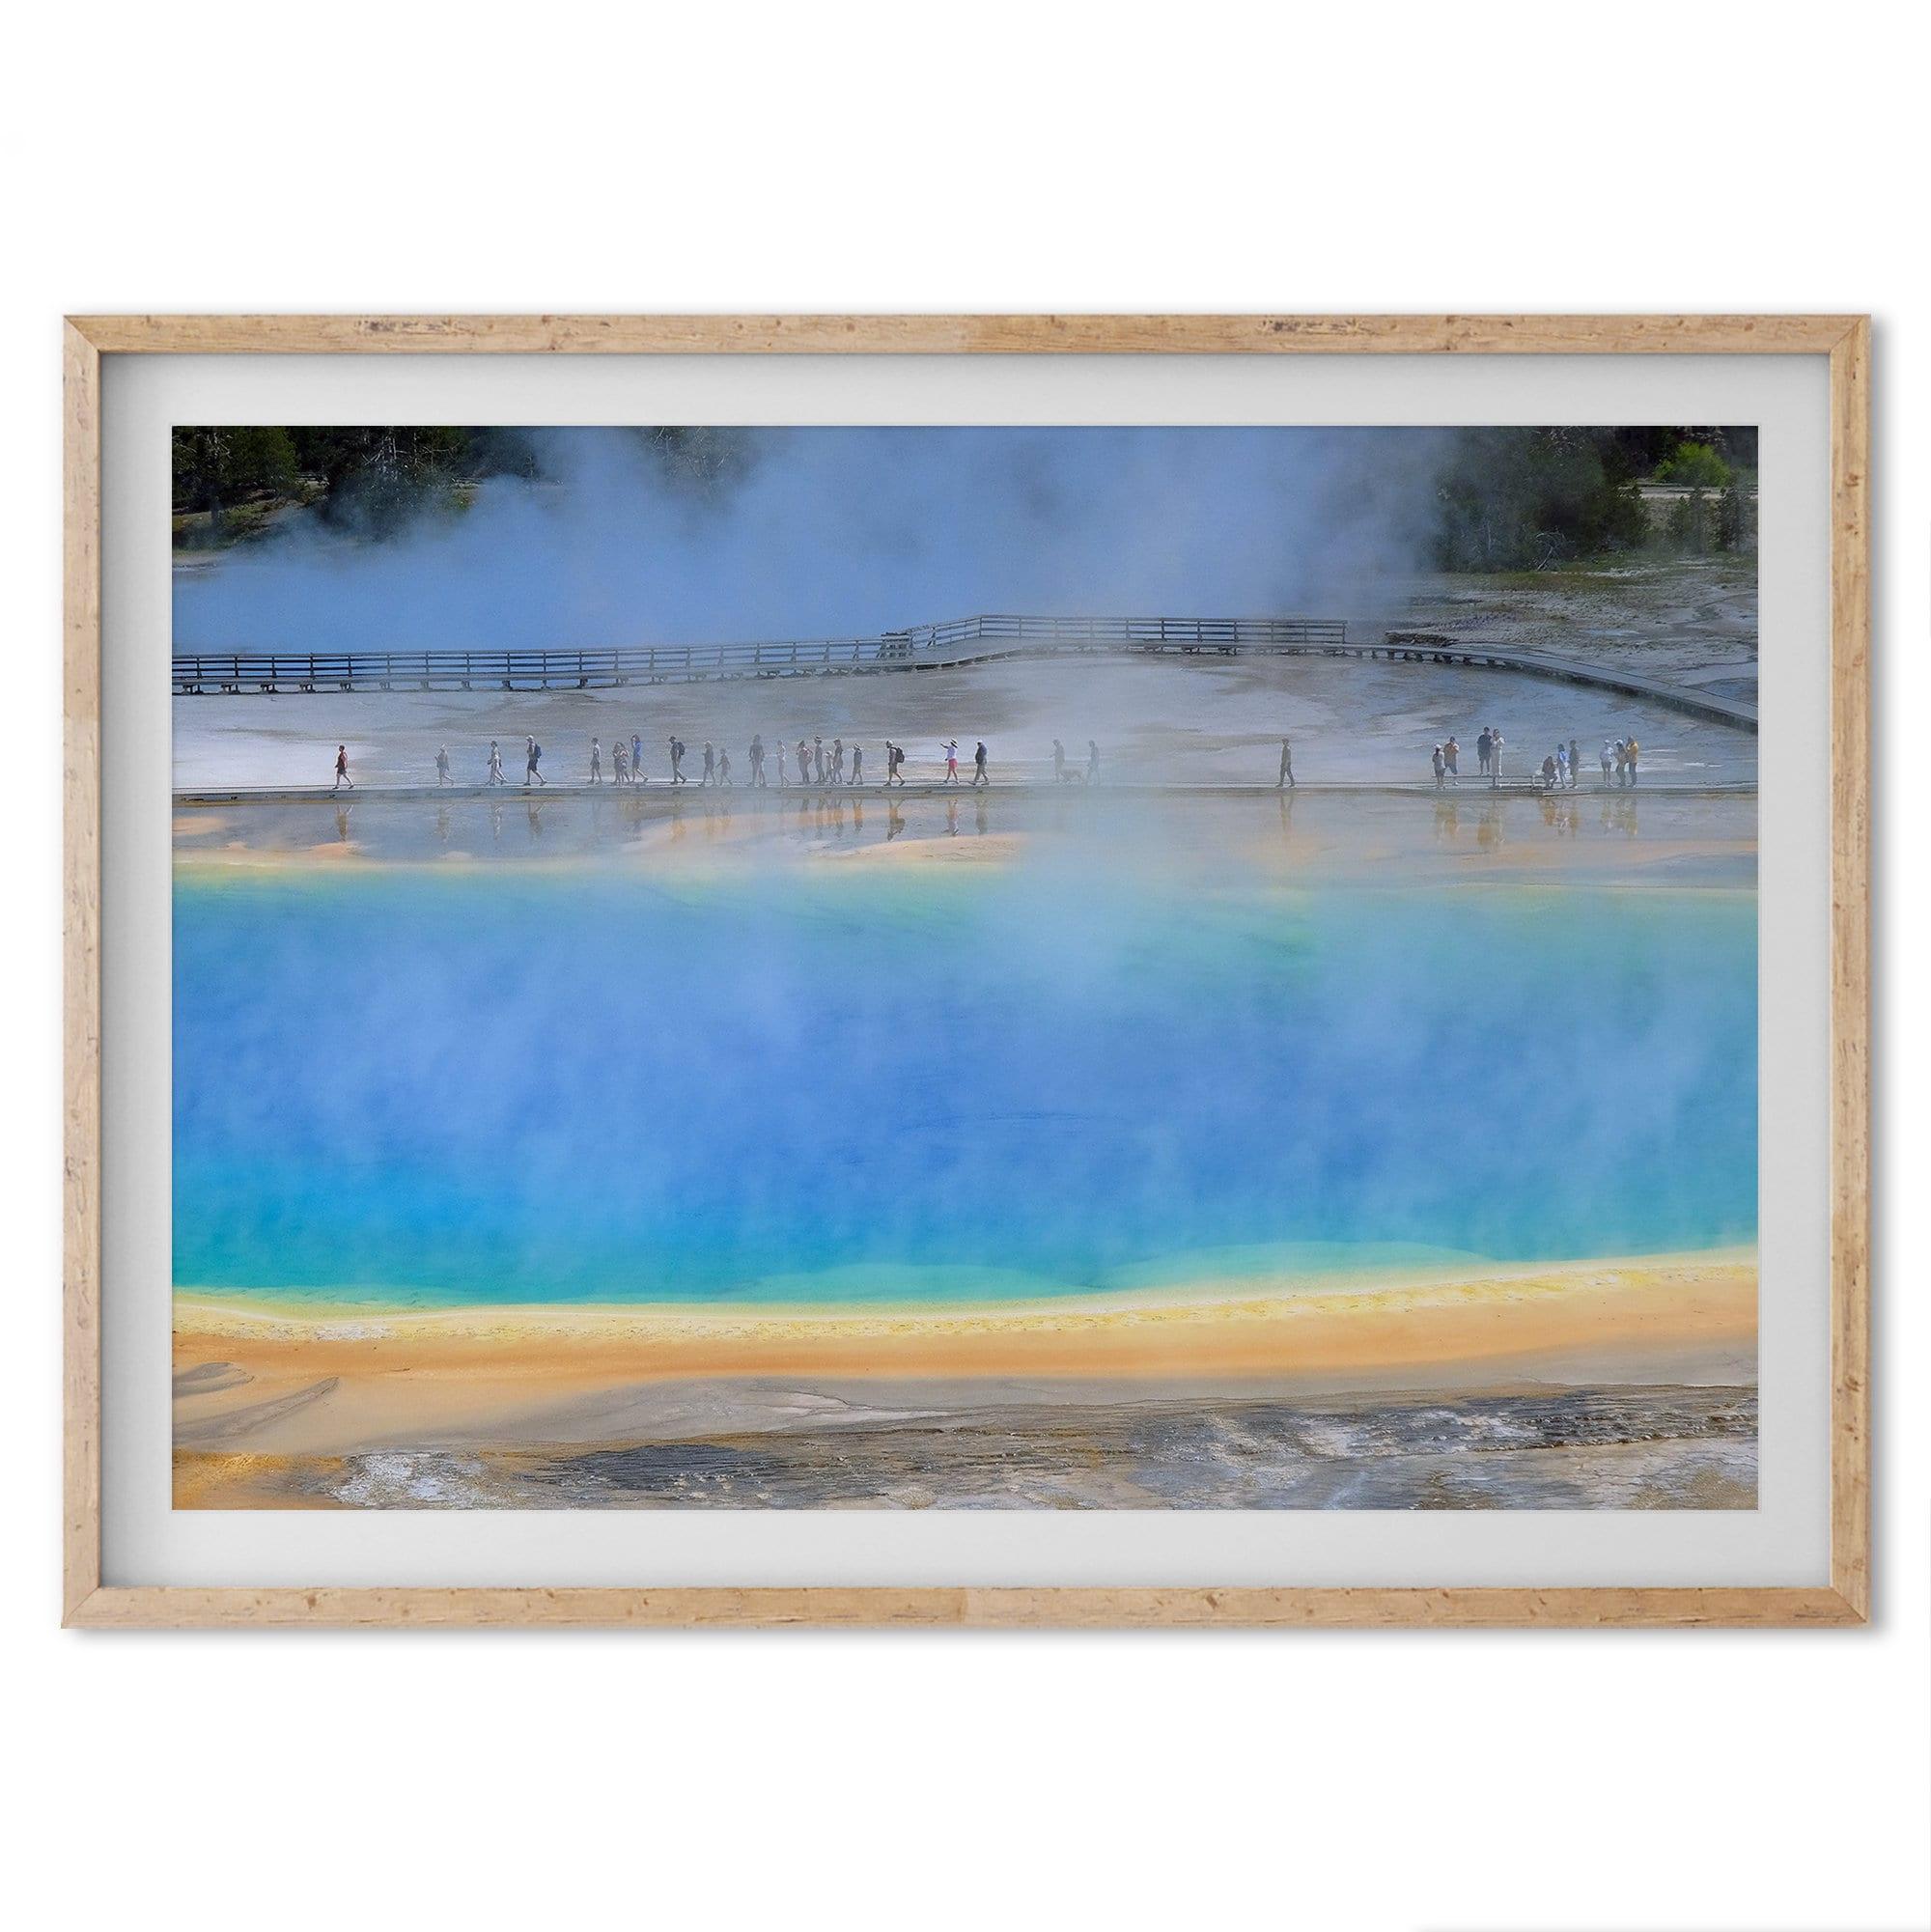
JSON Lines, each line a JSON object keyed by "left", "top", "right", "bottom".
{"left": 172, "top": 848, "right": 1758, "bottom": 1308}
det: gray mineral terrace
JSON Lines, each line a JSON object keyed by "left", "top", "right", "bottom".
{"left": 173, "top": 611, "right": 1755, "bottom": 729}
{"left": 173, "top": 648, "right": 1757, "bottom": 795}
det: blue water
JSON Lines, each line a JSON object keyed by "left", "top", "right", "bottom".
{"left": 173, "top": 869, "right": 1757, "bottom": 1305}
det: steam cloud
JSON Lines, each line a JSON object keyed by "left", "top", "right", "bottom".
{"left": 174, "top": 427, "right": 1445, "bottom": 651}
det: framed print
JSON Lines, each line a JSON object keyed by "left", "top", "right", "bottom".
{"left": 63, "top": 315, "right": 1869, "bottom": 1627}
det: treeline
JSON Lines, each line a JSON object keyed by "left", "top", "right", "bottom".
{"left": 172, "top": 426, "right": 746, "bottom": 545}
{"left": 1432, "top": 426, "right": 1756, "bottom": 572}
{"left": 171, "top": 427, "right": 537, "bottom": 541}
{"left": 175, "top": 423, "right": 1760, "bottom": 571}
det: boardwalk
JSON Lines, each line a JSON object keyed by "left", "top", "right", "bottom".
{"left": 174, "top": 616, "right": 1340, "bottom": 695}
{"left": 173, "top": 611, "right": 1756, "bottom": 732}
{"left": 1374, "top": 631, "right": 1755, "bottom": 730}
{"left": 176, "top": 780, "right": 1757, "bottom": 807}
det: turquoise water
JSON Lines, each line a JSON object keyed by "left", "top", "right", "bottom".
{"left": 173, "top": 868, "right": 1757, "bottom": 1306}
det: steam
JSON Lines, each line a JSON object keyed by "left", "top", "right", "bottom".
{"left": 173, "top": 427, "right": 1444, "bottom": 651}
{"left": 169, "top": 427, "right": 1759, "bottom": 1315}
{"left": 174, "top": 864, "right": 1757, "bottom": 1303}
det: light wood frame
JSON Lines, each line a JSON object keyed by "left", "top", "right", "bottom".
{"left": 63, "top": 315, "right": 1870, "bottom": 1629}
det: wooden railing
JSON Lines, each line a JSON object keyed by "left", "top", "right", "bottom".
{"left": 169, "top": 612, "right": 1755, "bottom": 730}
{"left": 171, "top": 614, "right": 1352, "bottom": 694}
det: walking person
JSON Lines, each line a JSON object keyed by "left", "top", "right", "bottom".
{"left": 669, "top": 736, "right": 686, "bottom": 784}
{"left": 612, "top": 739, "right": 629, "bottom": 786}
{"left": 590, "top": 738, "right": 602, "bottom": 785}
{"left": 630, "top": 734, "right": 643, "bottom": 786}
{"left": 776, "top": 738, "right": 789, "bottom": 788}
{"left": 1443, "top": 734, "right": 1460, "bottom": 784}
{"left": 700, "top": 742, "right": 715, "bottom": 787}
{"left": 831, "top": 738, "right": 845, "bottom": 785}
{"left": 750, "top": 734, "right": 766, "bottom": 787}
{"left": 885, "top": 740, "right": 906, "bottom": 787}
{"left": 1567, "top": 740, "right": 1581, "bottom": 791}
{"left": 1052, "top": 739, "right": 1069, "bottom": 782}
{"left": 1625, "top": 735, "right": 1639, "bottom": 787}
{"left": 332, "top": 743, "right": 352, "bottom": 793}
{"left": 486, "top": 740, "right": 504, "bottom": 785}
{"left": 850, "top": 743, "right": 863, "bottom": 786}
{"left": 524, "top": 736, "right": 546, "bottom": 787}
{"left": 942, "top": 740, "right": 960, "bottom": 784}
{"left": 717, "top": 747, "right": 733, "bottom": 786}
{"left": 1086, "top": 740, "right": 1100, "bottom": 784}
{"left": 1277, "top": 738, "right": 1296, "bottom": 789}
{"left": 1476, "top": 727, "right": 1492, "bottom": 778}
{"left": 435, "top": 744, "right": 452, "bottom": 787}
{"left": 971, "top": 740, "right": 989, "bottom": 788}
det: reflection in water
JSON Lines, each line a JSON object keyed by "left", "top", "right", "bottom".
{"left": 175, "top": 790, "right": 1747, "bottom": 884}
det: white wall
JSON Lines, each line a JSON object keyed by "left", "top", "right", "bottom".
{"left": 3, "top": 6, "right": 1922, "bottom": 1927}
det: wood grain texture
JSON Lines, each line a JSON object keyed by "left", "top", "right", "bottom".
{"left": 60, "top": 314, "right": 1873, "bottom": 1628}
{"left": 1829, "top": 318, "right": 1872, "bottom": 1619}
{"left": 64, "top": 1584, "right": 1866, "bottom": 1630}
{"left": 65, "top": 313, "right": 1861, "bottom": 357}
{"left": 63, "top": 324, "right": 101, "bottom": 1624}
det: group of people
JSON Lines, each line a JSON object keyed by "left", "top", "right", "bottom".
{"left": 331, "top": 724, "right": 1644, "bottom": 798}
{"left": 646, "top": 734, "right": 994, "bottom": 790}
{"left": 407, "top": 735, "right": 583, "bottom": 789}
{"left": 1601, "top": 737, "right": 1643, "bottom": 787}
{"left": 1430, "top": 727, "right": 1642, "bottom": 791}
{"left": 1051, "top": 740, "right": 1102, "bottom": 784}
{"left": 342, "top": 733, "right": 1009, "bottom": 792}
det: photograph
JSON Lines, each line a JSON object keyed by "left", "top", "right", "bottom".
{"left": 18, "top": 0, "right": 1919, "bottom": 1912}
{"left": 168, "top": 419, "right": 1762, "bottom": 1512}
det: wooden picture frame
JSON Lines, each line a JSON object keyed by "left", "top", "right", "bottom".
{"left": 63, "top": 314, "right": 1870, "bottom": 1629}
